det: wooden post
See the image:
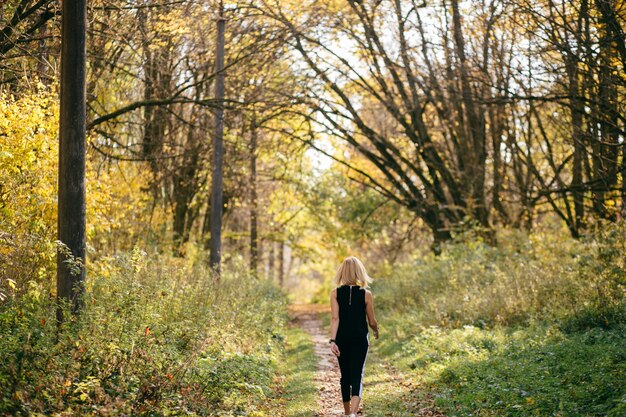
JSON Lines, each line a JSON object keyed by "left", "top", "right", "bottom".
{"left": 57, "top": 0, "right": 87, "bottom": 322}
{"left": 209, "top": 1, "right": 226, "bottom": 276}
{"left": 249, "top": 114, "right": 259, "bottom": 277}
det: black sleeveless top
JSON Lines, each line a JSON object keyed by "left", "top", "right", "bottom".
{"left": 336, "top": 285, "right": 368, "bottom": 341}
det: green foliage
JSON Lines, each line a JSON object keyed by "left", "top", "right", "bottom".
{"left": 0, "top": 250, "right": 288, "bottom": 416}
{"left": 374, "top": 225, "right": 625, "bottom": 330}
{"left": 372, "top": 224, "right": 626, "bottom": 417}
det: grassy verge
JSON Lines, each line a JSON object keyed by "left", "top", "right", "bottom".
{"left": 361, "top": 347, "right": 417, "bottom": 417}
{"left": 377, "top": 321, "right": 626, "bottom": 417}
{"left": 367, "top": 226, "right": 626, "bottom": 417}
{"left": 273, "top": 325, "right": 318, "bottom": 417}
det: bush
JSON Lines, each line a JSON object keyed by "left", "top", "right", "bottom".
{"left": 373, "top": 224, "right": 626, "bottom": 330}
{"left": 0, "top": 249, "right": 288, "bottom": 416}
{"left": 0, "top": 87, "right": 58, "bottom": 301}
{"left": 370, "top": 223, "right": 626, "bottom": 417}
{"left": 0, "top": 86, "right": 169, "bottom": 303}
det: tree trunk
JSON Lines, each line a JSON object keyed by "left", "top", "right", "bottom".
{"left": 620, "top": 126, "right": 626, "bottom": 217}
{"left": 209, "top": 3, "right": 226, "bottom": 276}
{"left": 285, "top": 244, "right": 292, "bottom": 285}
{"left": 37, "top": 10, "right": 50, "bottom": 84}
{"left": 567, "top": 54, "right": 585, "bottom": 235}
{"left": 202, "top": 200, "right": 211, "bottom": 249}
{"left": 249, "top": 115, "right": 259, "bottom": 277}
{"left": 424, "top": 206, "right": 451, "bottom": 255}
{"left": 173, "top": 190, "right": 192, "bottom": 251}
{"left": 450, "top": 0, "right": 489, "bottom": 229}
{"left": 57, "top": 0, "right": 87, "bottom": 322}
{"left": 594, "top": 0, "right": 626, "bottom": 77}
{"left": 173, "top": 122, "right": 202, "bottom": 251}
{"left": 278, "top": 239, "right": 285, "bottom": 287}
{"left": 139, "top": 6, "right": 173, "bottom": 197}
{"left": 267, "top": 241, "right": 275, "bottom": 281}
{"left": 594, "top": 12, "right": 620, "bottom": 220}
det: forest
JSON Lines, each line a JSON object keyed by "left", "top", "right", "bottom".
{"left": 1, "top": 0, "right": 625, "bottom": 416}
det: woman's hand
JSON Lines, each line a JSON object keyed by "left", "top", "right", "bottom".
{"left": 371, "top": 320, "right": 379, "bottom": 340}
{"left": 330, "top": 342, "right": 340, "bottom": 357}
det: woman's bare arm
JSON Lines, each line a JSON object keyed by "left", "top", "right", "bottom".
{"left": 365, "top": 290, "right": 379, "bottom": 339}
{"left": 330, "top": 288, "right": 341, "bottom": 356}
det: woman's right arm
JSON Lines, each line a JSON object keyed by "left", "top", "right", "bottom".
{"left": 365, "top": 290, "right": 379, "bottom": 339}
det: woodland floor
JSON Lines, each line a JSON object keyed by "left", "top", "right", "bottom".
{"left": 287, "top": 304, "right": 445, "bottom": 417}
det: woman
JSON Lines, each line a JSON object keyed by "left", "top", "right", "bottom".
{"left": 329, "top": 256, "right": 379, "bottom": 417}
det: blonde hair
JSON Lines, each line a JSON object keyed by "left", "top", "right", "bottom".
{"left": 335, "top": 256, "right": 372, "bottom": 288}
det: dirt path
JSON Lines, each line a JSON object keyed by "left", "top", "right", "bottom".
{"left": 290, "top": 304, "right": 346, "bottom": 417}
{"left": 289, "top": 303, "right": 446, "bottom": 417}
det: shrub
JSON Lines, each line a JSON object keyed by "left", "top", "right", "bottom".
{"left": 0, "top": 87, "right": 58, "bottom": 301}
{"left": 0, "top": 86, "right": 168, "bottom": 303}
{"left": 0, "top": 249, "right": 288, "bottom": 416}
{"left": 370, "top": 223, "right": 626, "bottom": 417}
{"left": 373, "top": 224, "right": 626, "bottom": 330}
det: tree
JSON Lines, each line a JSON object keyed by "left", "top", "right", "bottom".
{"left": 57, "top": 0, "right": 87, "bottom": 321}
{"left": 262, "top": 0, "right": 507, "bottom": 249}
{"left": 249, "top": 112, "right": 259, "bottom": 276}
{"left": 209, "top": 1, "right": 226, "bottom": 275}
{"left": 515, "top": 0, "right": 625, "bottom": 236}
{"left": 0, "top": 0, "right": 57, "bottom": 87}
{"left": 257, "top": 0, "right": 625, "bottom": 248}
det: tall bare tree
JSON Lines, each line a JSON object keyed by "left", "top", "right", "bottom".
{"left": 209, "top": 2, "right": 226, "bottom": 275}
{"left": 57, "top": 0, "right": 87, "bottom": 321}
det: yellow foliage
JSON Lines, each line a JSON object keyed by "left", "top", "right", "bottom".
{"left": 0, "top": 86, "right": 58, "bottom": 295}
{"left": 0, "top": 85, "right": 164, "bottom": 296}
{"left": 85, "top": 158, "right": 159, "bottom": 254}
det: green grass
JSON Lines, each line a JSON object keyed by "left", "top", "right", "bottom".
{"left": 361, "top": 225, "right": 626, "bottom": 417}
{"left": 361, "top": 346, "right": 417, "bottom": 417}
{"left": 278, "top": 326, "right": 318, "bottom": 417}
{"left": 375, "top": 320, "right": 626, "bottom": 417}
{"left": 436, "top": 326, "right": 626, "bottom": 417}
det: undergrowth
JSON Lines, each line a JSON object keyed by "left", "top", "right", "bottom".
{"left": 375, "top": 224, "right": 625, "bottom": 330}
{"left": 370, "top": 224, "right": 626, "bottom": 416}
{"left": 0, "top": 249, "right": 288, "bottom": 416}
{"left": 380, "top": 323, "right": 626, "bottom": 417}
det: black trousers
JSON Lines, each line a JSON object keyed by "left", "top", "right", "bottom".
{"left": 336, "top": 336, "right": 369, "bottom": 402}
